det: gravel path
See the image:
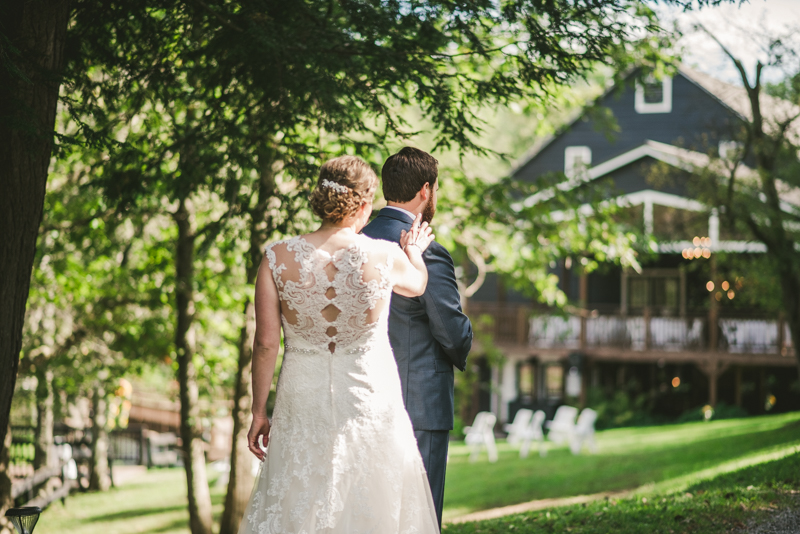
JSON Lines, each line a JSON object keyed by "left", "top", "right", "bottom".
{"left": 739, "top": 499, "right": 800, "bottom": 534}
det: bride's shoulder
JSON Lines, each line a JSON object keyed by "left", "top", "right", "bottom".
{"left": 264, "top": 236, "right": 305, "bottom": 264}
{"left": 357, "top": 235, "right": 403, "bottom": 268}
{"left": 357, "top": 233, "right": 401, "bottom": 254}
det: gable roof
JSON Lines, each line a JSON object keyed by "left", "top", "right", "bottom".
{"left": 679, "top": 65, "right": 800, "bottom": 142}
{"left": 518, "top": 139, "right": 755, "bottom": 209}
{"left": 511, "top": 65, "right": 800, "bottom": 175}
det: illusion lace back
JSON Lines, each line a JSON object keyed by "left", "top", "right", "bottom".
{"left": 239, "top": 234, "right": 440, "bottom": 534}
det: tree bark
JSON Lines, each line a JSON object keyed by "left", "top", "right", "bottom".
{"left": 0, "top": 0, "right": 71, "bottom": 460}
{"left": 219, "top": 299, "right": 256, "bottom": 534}
{"left": 220, "top": 149, "right": 277, "bottom": 534}
{"left": 0, "top": 426, "right": 12, "bottom": 534}
{"left": 89, "top": 387, "right": 111, "bottom": 492}
{"left": 776, "top": 268, "right": 800, "bottom": 381}
{"left": 34, "top": 368, "right": 55, "bottom": 470}
{"left": 174, "top": 198, "right": 213, "bottom": 534}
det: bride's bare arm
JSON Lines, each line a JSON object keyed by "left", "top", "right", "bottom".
{"left": 248, "top": 256, "right": 282, "bottom": 460}
{"left": 391, "top": 214, "right": 435, "bottom": 298}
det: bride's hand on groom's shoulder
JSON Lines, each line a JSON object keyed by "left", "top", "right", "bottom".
{"left": 400, "top": 213, "right": 434, "bottom": 254}
{"left": 248, "top": 414, "right": 271, "bottom": 461}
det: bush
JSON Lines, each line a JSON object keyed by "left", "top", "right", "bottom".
{"left": 451, "top": 415, "right": 466, "bottom": 440}
{"left": 677, "top": 402, "right": 749, "bottom": 423}
{"left": 586, "top": 385, "right": 666, "bottom": 429}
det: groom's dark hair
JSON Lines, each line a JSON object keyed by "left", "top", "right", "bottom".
{"left": 381, "top": 147, "right": 438, "bottom": 203}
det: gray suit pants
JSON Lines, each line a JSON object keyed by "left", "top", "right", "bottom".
{"left": 414, "top": 430, "right": 449, "bottom": 528}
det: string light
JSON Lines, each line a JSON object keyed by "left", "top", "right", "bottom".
{"left": 682, "top": 236, "right": 712, "bottom": 260}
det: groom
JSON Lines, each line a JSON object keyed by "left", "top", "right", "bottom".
{"left": 363, "top": 147, "right": 473, "bottom": 526}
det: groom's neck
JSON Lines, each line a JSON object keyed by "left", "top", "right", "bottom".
{"left": 386, "top": 200, "right": 423, "bottom": 217}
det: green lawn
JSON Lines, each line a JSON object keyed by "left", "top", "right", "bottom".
{"left": 443, "top": 450, "right": 800, "bottom": 533}
{"left": 37, "top": 468, "right": 227, "bottom": 534}
{"left": 35, "top": 412, "right": 800, "bottom": 533}
{"left": 443, "top": 411, "right": 800, "bottom": 519}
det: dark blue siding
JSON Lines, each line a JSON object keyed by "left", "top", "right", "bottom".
{"left": 513, "top": 72, "right": 741, "bottom": 189}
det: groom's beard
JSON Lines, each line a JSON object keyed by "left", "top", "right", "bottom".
{"left": 421, "top": 199, "right": 436, "bottom": 224}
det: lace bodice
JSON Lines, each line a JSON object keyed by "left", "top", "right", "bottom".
{"left": 265, "top": 235, "right": 395, "bottom": 353}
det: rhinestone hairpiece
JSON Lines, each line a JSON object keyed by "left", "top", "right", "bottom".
{"left": 320, "top": 179, "right": 349, "bottom": 194}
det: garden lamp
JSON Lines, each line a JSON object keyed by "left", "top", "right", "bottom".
{"left": 4, "top": 507, "right": 42, "bottom": 534}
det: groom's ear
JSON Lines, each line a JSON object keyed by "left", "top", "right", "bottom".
{"left": 419, "top": 182, "right": 431, "bottom": 201}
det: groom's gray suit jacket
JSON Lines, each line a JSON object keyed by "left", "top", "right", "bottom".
{"left": 363, "top": 208, "right": 472, "bottom": 431}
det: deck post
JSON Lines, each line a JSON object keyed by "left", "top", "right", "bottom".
{"left": 734, "top": 366, "right": 742, "bottom": 407}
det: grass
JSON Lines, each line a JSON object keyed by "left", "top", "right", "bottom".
{"left": 442, "top": 450, "right": 800, "bottom": 533}
{"left": 37, "top": 468, "right": 227, "bottom": 534}
{"left": 34, "top": 412, "right": 800, "bottom": 533}
{"left": 443, "top": 411, "right": 800, "bottom": 519}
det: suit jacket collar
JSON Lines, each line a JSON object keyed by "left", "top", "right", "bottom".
{"left": 375, "top": 207, "right": 414, "bottom": 225}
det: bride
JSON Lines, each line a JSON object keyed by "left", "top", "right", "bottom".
{"left": 238, "top": 155, "right": 441, "bottom": 534}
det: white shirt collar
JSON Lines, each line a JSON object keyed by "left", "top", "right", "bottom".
{"left": 382, "top": 205, "right": 416, "bottom": 220}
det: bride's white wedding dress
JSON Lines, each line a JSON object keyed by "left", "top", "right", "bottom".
{"left": 239, "top": 234, "right": 440, "bottom": 534}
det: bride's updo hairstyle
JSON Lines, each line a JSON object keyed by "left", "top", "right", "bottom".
{"left": 309, "top": 156, "right": 377, "bottom": 224}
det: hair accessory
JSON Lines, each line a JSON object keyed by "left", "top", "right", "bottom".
{"left": 320, "top": 179, "right": 349, "bottom": 194}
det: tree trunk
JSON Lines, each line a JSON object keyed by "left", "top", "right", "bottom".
{"left": 220, "top": 149, "right": 277, "bottom": 534}
{"left": 89, "top": 387, "right": 111, "bottom": 492}
{"left": 0, "top": 0, "right": 70, "bottom": 460}
{"left": 0, "top": 426, "right": 13, "bottom": 534}
{"left": 174, "top": 198, "right": 213, "bottom": 534}
{"left": 34, "top": 368, "right": 55, "bottom": 470}
{"left": 219, "top": 300, "right": 256, "bottom": 534}
{"left": 777, "top": 269, "right": 800, "bottom": 382}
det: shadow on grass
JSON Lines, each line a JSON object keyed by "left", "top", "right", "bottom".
{"left": 443, "top": 453, "right": 800, "bottom": 534}
{"left": 90, "top": 504, "right": 188, "bottom": 523}
{"left": 150, "top": 517, "right": 192, "bottom": 533}
{"left": 444, "top": 417, "right": 800, "bottom": 514}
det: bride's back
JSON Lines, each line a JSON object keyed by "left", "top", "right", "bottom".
{"left": 266, "top": 233, "right": 397, "bottom": 354}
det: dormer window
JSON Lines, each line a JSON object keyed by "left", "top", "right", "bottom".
{"left": 635, "top": 75, "right": 672, "bottom": 114}
{"left": 565, "top": 146, "right": 592, "bottom": 179}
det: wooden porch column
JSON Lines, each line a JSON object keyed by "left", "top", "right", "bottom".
{"left": 620, "top": 269, "right": 628, "bottom": 316}
{"left": 579, "top": 358, "right": 590, "bottom": 408}
{"left": 708, "top": 365, "right": 718, "bottom": 407}
{"left": 579, "top": 271, "right": 588, "bottom": 350}
{"left": 709, "top": 255, "right": 719, "bottom": 351}
{"left": 698, "top": 358, "right": 728, "bottom": 407}
{"left": 734, "top": 366, "right": 742, "bottom": 407}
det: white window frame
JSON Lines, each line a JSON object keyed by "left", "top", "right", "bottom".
{"left": 564, "top": 146, "right": 592, "bottom": 179}
{"left": 635, "top": 76, "right": 673, "bottom": 114}
{"left": 719, "top": 140, "right": 743, "bottom": 160}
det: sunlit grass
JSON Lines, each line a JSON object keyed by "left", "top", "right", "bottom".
{"left": 38, "top": 468, "right": 227, "bottom": 534}
{"left": 443, "top": 411, "right": 800, "bottom": 519}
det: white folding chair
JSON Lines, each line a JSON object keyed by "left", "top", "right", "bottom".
{"left": 570, "top": 408, "right": 598, "bottom": 455}
{"left": 545, "top": 405, "right": 578, "bottom": 445}
{"left": 519, "top": 410, "right": 547, "bottom": 458}
{"left": 503, "top": 409, "right": 533, "bottom": 446}
{"left": 464, "top": 411, "right": 498, "bottom": 463}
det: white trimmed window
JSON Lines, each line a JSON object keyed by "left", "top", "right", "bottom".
{"left": 565, "top": 146, "right": 592, "bottom": 179}
{"left": 719, "top": 140, "right": 743, "bottom": 160}
{"left": 635, "top": 75, "right": 673, "bottom": 114}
